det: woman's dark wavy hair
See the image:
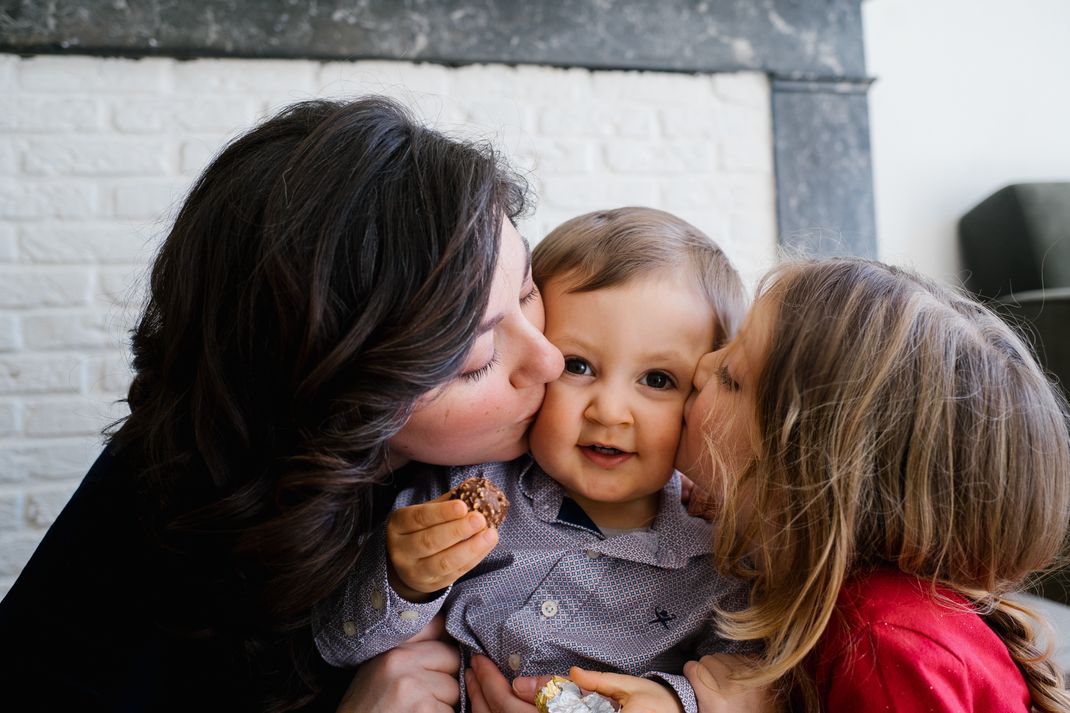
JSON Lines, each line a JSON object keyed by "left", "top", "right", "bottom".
{"left": 109, "top": 97, "right": 527, "bottom": 710}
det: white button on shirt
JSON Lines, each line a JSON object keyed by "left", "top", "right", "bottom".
{"left": 540, "top": 599, "right": 559, "bottom": 618}
{"left": 586, "top": 549, "right": 601, "bottom": 559}
{"left": 507, "top": 654, "right": 522, "bottom": 671}
{"left": 399, "top": 609, "right": 420, "bottom": 622}
{"left": 342, "top": 620, "right": 358, "bottom": 637}
{"left": 370, "top": 588, "right": 385, "bottom": 611}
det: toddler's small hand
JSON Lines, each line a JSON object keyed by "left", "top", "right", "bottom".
{"left": 387, "top": 494, "right": 499, "bottom": 601}
{"left": 569, "top": 666, "right": 684, "bottom": 713}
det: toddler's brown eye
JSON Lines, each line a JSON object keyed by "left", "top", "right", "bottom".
{"left": 643, "top": 372, "right": 674, "bottom": 389}
{"left": 564, "top": 357, "right": 592, "bottom": 376}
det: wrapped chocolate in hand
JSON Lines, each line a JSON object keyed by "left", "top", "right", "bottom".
{"left": 535, "top": 676, "right": 616, "bottom": 713}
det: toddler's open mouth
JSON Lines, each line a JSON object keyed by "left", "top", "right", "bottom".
{"left": 579, "top": 443, "right": 635, "bottom": 467}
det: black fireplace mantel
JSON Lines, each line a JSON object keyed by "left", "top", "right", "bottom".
{"left": 0, "top": 0, "right": 877, "bottom": 257}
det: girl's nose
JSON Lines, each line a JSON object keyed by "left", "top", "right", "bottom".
{"left": 683, "top": 390, "right": 697, "bottom": 425}
{"left": 692, "top": 351, "right": 717, "bottom": 391}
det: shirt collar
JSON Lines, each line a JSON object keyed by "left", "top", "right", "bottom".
{"left": 519, "top": 463, "right": 713, "bottom": 569}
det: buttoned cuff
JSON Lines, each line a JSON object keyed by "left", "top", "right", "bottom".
{"left": 379, "top": 564, "right": 450, "bottom": 634}
{"left": 314, "top": 527, "right": 450, "bottom": 667}
{"left": 642, "top": 672, "right": 697, "bottom": 713}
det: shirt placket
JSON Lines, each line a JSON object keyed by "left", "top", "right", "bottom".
{"left": 501, "top": 544, "right": 618, "bottom": 675}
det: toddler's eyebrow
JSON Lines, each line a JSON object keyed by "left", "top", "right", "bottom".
{"left": 644, "top": 349, "right": 696, "bottom": 365}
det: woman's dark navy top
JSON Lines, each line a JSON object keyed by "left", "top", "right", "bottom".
{"left": 0, "top": 446, "right": 350, "bottom": 712}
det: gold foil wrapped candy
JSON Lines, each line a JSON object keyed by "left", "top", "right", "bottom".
{"left": 535, "top": 675, "right": 616, "bottom": 713}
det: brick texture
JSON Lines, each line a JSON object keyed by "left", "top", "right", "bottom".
{"left": 0, "top": 55, "right": 776, "bottom": 582}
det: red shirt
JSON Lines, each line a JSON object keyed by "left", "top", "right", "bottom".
{"left": 813, "top": 569, "right": 1031, "bottom": 711}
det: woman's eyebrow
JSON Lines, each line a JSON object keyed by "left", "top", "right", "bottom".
{"left": 478, "top": 313, "right": 505, "bottom": 334}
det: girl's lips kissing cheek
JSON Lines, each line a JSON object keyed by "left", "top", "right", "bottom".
{"left": 579, "top": 444, "right": 635, "bottom": 468}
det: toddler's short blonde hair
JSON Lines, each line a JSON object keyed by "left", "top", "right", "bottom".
{"left": 533, "top": 206, "right": 746, "bottom": 346}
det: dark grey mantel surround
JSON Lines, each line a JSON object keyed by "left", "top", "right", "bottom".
{"left": 0, "top": 0, "right": 876, "bottom": 257}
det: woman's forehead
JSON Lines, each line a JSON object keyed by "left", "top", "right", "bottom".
{"left": 497, "top": 219, "right": 530, "bottom": 278}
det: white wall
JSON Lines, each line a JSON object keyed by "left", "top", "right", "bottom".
{"left": 0, "top": 56, "right": 777, "bottom": 591}
{"left": 863, "top": 0, "right": 1070, "bottom": 284}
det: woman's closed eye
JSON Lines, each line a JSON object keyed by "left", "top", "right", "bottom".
{"left": 520, "top": 283, "right": 540, "bottom": 306}
{"left": 564, "top": 357, "right": 593, "bottom": 376}
{"left": 640, "top": 370, "right": 676, "bottom": 390}
{"left": 461, "top": 351, "right": 501, "bottom": 382}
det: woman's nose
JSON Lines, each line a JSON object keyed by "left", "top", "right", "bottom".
{"left": 692, "top": 351, "right": 717, "bottom": 391}
{"left": 510, "top": 327, "right": 564, "bottom": 389}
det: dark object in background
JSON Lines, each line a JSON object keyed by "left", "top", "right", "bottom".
{"left": 997, "top": 290, "right": 1070, "bottom": 396}
{"left": 1002, "top": 290, "right": 1070, "bottom": 605}
{"left": 959, "top": 182, "right": 1070, "bottom": 605}
{"left": 960, "top": 183, "right": 1070, "bottom": 299}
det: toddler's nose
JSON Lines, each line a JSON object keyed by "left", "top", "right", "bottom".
{"left": 584, "top": 387, "right": 634, "bottom": 427}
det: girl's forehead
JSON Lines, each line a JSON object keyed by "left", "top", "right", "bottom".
{"left": 728, "top": 298, "right": 776, "bottom": 373}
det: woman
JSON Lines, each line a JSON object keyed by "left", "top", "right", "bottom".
{"left": 0, "top": 97, "right": 562, "bottom": 712}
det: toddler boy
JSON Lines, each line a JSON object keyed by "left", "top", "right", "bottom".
{"left": 316, "top": 207, "right": 748, "bottom": 712}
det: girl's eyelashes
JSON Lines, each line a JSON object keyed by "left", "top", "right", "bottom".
{"left": 461, "top": 351, "right": 501, "bottom": 382}
{"left": 718, "top": 365, "right": 740, "bottom": 391}
{"left": 641, "top": 371, "right": 676, "bottom": 390}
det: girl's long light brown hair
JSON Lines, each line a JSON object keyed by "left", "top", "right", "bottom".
{"left": 711, "top": 258, "right": 1070, "bottom": 710}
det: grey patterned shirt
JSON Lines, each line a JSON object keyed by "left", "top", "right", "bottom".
{"left": 314, "top": 456, "right": 751, "bottom": 713}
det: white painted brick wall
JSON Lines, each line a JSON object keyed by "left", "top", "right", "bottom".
{"left": 0, "top": 55, "right": 777, "bottom": 595}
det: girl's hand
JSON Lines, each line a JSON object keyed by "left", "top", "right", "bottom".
{"left": 387, "top": 494, "right": 499, "bottom": 601}
{"left": 569, "top": 666, "right": 684, "bottom": 713}
{"left": 466, "top": 654, "right": 546, "bottom": 713}
{"left": 336, "top": 622, "right": 460, "bottom": 713}
{"left": 684, "top": 655, "right": 777, "bottom": 713}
